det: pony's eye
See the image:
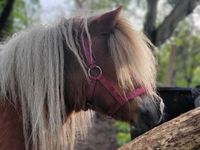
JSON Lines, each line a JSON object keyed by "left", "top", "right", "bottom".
{"left": 100, "top": 33, "right": 109, "bottom": 37}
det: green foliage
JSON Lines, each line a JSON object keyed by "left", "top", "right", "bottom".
{"left": 0, "top": 1, "right": 5, "bottom": 14}
{"left": 113, "top": 121, "right": 131, "bottom": 147}
{"left": 193, "top": 67, "right": 200, "bottom": 84}
{"left": 0, "top": 0, "right": 25, "bottom": 37}
{"left": 0, "top": 0, "right": 39, "bottom": 38}
{"left": 157, "top": 21, "right": 200, "bottom": 87}
{"left": 116, "top": 132, "right": 131, "bottom": 147}
{"left": 11, "top": 0, "right": 28, "bottom": 32}
{"left": 157, "top": 44, "right": 170, "bottom": 85}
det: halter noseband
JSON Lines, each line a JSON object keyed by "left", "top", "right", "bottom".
{"left": 81, "top": 34, "right": 146, "bottom": 116}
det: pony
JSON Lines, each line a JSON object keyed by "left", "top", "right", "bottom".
{"left": 0, "top": 7, "right": 164, "bottom": 150}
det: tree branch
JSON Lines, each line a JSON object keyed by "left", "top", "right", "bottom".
{"left": 119, "top": 107, "right": 200, "bottom": 150}
{"left": 144, "top": 0, "right": 159, "bottom": 43}
{"left": 155, "top": 0, "right": 200, "bottom": 46}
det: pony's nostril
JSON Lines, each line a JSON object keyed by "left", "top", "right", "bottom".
{"left": 137, "top": 107, "right": 163, "bottom": 129}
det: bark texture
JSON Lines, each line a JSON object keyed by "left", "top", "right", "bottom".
{"left": 120, "top": 107, "right": 200, "bottom": 150}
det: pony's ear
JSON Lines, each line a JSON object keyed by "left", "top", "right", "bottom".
{"left": 89, "top": 6, "right": 122, "bottom": 36}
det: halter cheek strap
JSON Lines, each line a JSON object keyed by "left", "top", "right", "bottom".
{"left": 81, "top": 34, "right": 146, "bottom": 116}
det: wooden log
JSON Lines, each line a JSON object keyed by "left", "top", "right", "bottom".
{"left": 119, "top": 107, "right": 200, "bottom": 150}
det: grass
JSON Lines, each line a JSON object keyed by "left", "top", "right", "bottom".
{"left": 112, "top": 121, "right": 131, "bottom": 147}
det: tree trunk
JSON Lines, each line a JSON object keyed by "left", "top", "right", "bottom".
{"left": 119, "top": 107, "right": 200, "bottom": 150}
{"left": 0, "top": 0, "right": 15, "bottom": 39}
{"left": 164, "top": 45, "right": 176, "bottom": 86}
{"left": 143, "top": 0, "right": 158, "bottom": 44}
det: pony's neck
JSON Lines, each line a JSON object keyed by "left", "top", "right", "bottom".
{"left": 0, "top": 99, "right": 26, "bottom": 150}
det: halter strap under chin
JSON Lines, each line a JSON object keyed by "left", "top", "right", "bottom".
{"left": 81, "top": 33, "right": 146, "bottom": 116}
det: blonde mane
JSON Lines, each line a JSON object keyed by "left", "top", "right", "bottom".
{"left": 109, "top": 17, "right": 163, "bottom": 116}
{"left": 0, "top": 17, "right": 92, "bottom": 150}
{"left": 0, "top": 12, "right": 159, "bottom": 150}
{"left": 109, "top": 17, "right": 156, "bottom": 93}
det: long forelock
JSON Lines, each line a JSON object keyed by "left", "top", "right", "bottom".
{"left": 0, "top": 17, "right": 92, "bottom": 150}
{"left": 109, "top": 17, "right": 157, "bottom": 94}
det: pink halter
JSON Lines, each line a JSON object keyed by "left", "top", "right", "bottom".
{"left": 81, "top": 34, "right": 146, "bottom": 116}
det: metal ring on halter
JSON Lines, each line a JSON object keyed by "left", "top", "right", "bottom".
{"left": 88, "top": 65, "right": 102, "bottom": 80}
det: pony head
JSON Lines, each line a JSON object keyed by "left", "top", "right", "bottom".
{"left": 65, "top": 7, "right": 164, "bottom": 128}
{"left": 62, "top": 6, "right": 164, "bottom": 135}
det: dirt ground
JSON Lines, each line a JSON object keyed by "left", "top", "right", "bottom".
{"left": 75, "top": 113, "right": 117, "bottom": 150}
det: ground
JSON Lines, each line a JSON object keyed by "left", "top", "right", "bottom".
{"left": 75, "top": 113, "right": 117, "bottom": 150}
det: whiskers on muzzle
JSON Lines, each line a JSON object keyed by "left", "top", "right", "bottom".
{"left": 133, "top": 95, "right": 165, "bottom": 133}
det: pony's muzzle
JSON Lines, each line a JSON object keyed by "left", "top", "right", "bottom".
{"left": 133, "top": 96, "right": 164, "bottom": 133}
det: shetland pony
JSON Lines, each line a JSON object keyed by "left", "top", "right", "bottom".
{"left": 0, "top": 7, "right": 164, "bottom": 150}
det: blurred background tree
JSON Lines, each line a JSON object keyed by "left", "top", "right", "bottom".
{"left": 74, "top": 0, "right": 131, "bottom": 9}
{"left": 0, "top": 0, "right": 200, "bottom": 149}
{"left": 0, "top": 0, "right": 15, "bottom": 39}
{"left": 0, "top": 0, "right": 39, "bottom": 40}
{"left": 159, "top": 21, "right": 200, "bottom": 87}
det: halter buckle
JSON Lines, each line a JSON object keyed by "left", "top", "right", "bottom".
{"left": 88, "top": 65, "right": 102, "bottom": 80}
